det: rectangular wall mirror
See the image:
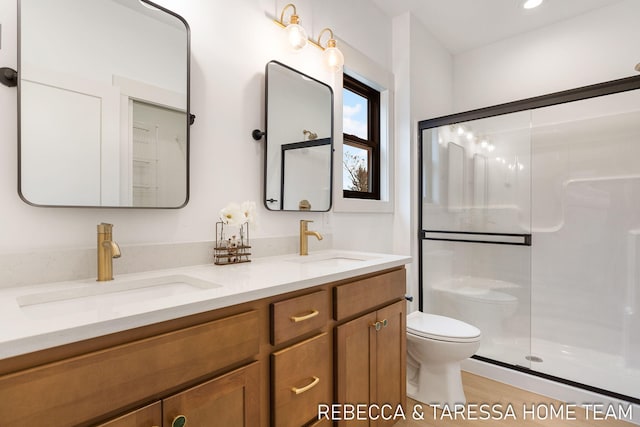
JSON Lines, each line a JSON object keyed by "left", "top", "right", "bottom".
{"left": 18, "top": 0, "right": 190, "bottom": 208}
{"left": 263, "top": 61, "right": 333, "bottom": 211}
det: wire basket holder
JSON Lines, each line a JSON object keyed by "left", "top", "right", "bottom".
{"left": 214, "top": 222, "right": 252, "bottom": 265}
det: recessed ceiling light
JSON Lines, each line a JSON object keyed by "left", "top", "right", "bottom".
{"left": 523, "top": 0, "right": 543, "bottom": 9}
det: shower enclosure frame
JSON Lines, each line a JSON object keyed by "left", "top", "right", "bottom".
{"left": 417, "top": 74, "right": 640, "bottom": 404}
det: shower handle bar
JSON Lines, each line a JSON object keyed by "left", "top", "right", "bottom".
{"left": 421, "top": 230, "right": 531, "bottom": 246}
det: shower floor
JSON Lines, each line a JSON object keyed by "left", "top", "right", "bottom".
{"left": 478, "top": 337, "right": 640, "bottom": 401}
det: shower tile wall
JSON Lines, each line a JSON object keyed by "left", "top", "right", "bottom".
{"left": 530, "top": 91, "right": 640, "bottom": 387}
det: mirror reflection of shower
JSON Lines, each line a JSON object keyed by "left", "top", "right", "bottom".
{"left": 129, "top": 101, "right": 187, "bottom": 207}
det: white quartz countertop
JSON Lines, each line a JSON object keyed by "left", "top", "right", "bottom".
{"left": 0, "top": 250, "right": 411, "bottom": 359}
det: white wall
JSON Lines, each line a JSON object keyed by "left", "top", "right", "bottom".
{"left": 453, "top": 0, "right": 640, "bottom": 112}
{"left": 0, "top": 0, "right": 399, "bottom": 270}
{"left": 392, "top": 13, "right": 453, "bottom": 310}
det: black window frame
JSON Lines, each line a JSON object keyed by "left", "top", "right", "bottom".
{"left": 342, "top": 73, "right": 381, "bottom": 200}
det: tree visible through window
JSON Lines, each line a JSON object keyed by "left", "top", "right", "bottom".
{"left": 343, "top": 74, "right": 380, "bottom": 199}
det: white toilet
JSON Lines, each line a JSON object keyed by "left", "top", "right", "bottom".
{"left": 406, "top": 311, "right": 481, "bottom": 406}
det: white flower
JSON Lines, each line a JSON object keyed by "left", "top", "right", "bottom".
{"left": 219, "top": 203, "right": 244, "bottom": 226}
{"left": 241, "top": 200, "right": 257, "bottom": 224}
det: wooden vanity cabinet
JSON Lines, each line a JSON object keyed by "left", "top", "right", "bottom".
{"left": 334, "top": 269, "right": 407, "bottom": 427}
{"left": 0, "top": 265, "right": 407, "bottom": 427}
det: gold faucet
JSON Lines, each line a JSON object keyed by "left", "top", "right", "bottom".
{"left": 97, "top": 223, "right": 121, "bottom": 281}
{"left": 299, "top": 220, "right": 323, "bottom": 256}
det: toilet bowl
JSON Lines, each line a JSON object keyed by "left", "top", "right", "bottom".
{"left": 406, "top": 311, "right": 481, "bottom": 406}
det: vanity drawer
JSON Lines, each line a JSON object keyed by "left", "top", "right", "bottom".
{"left": 271, "top": 289, "right": 329, "bottom": 345}
{"left": 334, "top": 268, "right": 406, "bottom": 321}
{"left": 271, "top": 332, "right": 332, "bottom": 427}
{"left": 0, "top": 310, "right": 259, "bottom": 427}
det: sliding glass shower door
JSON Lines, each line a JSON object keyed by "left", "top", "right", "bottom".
{"left": 419, "top": 111, "right": 533, "bottom": 368}
{"left": 528, "top": 89, "right": 640, "bottom": 400}
{"left": 419, "top": 75, "right": 640, "bottom": 403}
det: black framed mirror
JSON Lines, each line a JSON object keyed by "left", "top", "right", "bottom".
{"left": 18, "top": 0, "right": 190, "bottom": 208}
{"left": 262, "top": 61, "right": 333, "bottom": 211}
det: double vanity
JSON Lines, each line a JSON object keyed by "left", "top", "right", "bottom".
{"left": 4, "top": 2, "right": 409, "bottom": 425}
{"left": 0, "top": 250, "right": 410, "bottom": 426}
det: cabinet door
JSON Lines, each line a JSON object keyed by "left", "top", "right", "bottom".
{"left": 96, "top": 402, "right": 161, "bottom": 427}
{"left": 163, "top": 362, "right": 260, "bottom": 427}
{"left": 335, "top": 311, "right": 377, "bottom": 427}
{"left": 374, "top": 300, "right": 405, "bottom": 427}
{"left": 335, "top": 301, "right": 406, "bottom": 427}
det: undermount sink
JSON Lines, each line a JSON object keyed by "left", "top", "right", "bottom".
{"left": 284, "top": 252, "right": 377, "bottom": 267}
{"left": 17, "top": 274, "right": 221, "bottom": 318}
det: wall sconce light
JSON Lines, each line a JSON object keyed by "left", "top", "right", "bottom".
{"left": 316, "top": 28, "right": 344, "bottom": 72}
{"left": 275, "top": 3, "right": 308, "bottom": 51}
{"left": 273, "top": 4, "right": 345, "bottom": 72}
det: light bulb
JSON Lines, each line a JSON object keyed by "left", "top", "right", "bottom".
{"left": 286, "top": 23, "right": 308, "bottom": 51}
{"left": 480, "top": 140, "right": 488, "bottom": 148}
{"left": 323, "top": 46, "right": 344, "bottom": 72}
{"left": 487, "top": 144, "right": 495, "bottom": 152}
{"left": 457, "top": 126, "right": 465, "bottom": 135}
{"left": 523, "top": 0, "right": 543, "bottom": 9}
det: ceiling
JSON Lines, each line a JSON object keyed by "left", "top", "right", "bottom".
{"left": 370, "top": 0, "right": 624, "bottom": 54}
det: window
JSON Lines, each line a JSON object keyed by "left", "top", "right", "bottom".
{"left": 342, "top": 74, "right": 380, "bottom": 200}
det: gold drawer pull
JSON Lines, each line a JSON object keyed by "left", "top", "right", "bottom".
{"left": 291, "top": 376, "right": 320, "bottom": 394}
{"left": 290, "top": 309, "right": 319, "bottom": 322}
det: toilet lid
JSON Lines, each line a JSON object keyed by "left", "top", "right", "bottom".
{"left": 407, "top": 311, "right": 481, "bottom": 343}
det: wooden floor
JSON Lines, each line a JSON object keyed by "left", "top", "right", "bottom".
{"left": 396, "top": 372, "right": 634, "bottom": 426}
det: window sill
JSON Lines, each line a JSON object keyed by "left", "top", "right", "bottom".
{"left": 333, "top": 194, "right": 393, "bottom": 213}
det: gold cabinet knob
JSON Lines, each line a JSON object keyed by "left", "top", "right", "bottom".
{"left": 370, "top": 321, "right": 382, "bottom": 331}
{"left": 172, "top": 415, "right": 187, "bottom": 427}
{"left": 381, "top": 319, "right": 388, "bottom": 328}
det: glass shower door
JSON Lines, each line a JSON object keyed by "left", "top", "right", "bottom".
{"left": 419, "top": 111, "right": 532, "bottom": 367}
{"left": 529, "top": 89, "right": 640, "bottom": 401}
